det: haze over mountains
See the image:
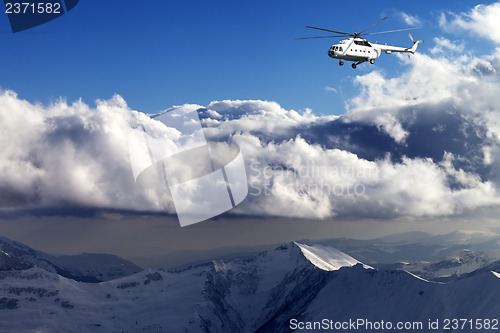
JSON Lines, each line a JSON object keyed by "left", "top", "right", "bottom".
{"left": 0, "top": 231, "right": 499, "bottom": 333}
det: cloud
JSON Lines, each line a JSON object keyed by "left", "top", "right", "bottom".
{"left": 199, "top": 99, "right": 337, "bottom": 138}
{"left": 148, "top": 65, "right": 500, "bottom": 217}
{"left": 0, "top": 92, "right": 170, "bottom": 212}
{"left": 324, "top": 86, "right": 338, "bottom": 94}
{"left": 429, "top": 37, "right": 465, "bottom": 55}
{"left": 382, "top": 9, "right": 422, "bottom": 27}
{"left": 1, "top": 84, "right": 500, "bottom": 220}
{"left": 439, "top": 3, "right": 500, "bottom": 44}
{"left": 398, "top": 12, "right": 422, "bottom": 26}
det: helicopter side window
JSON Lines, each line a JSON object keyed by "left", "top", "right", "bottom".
{"left": 339, "top": 47, "right": 343, "bottom": 52}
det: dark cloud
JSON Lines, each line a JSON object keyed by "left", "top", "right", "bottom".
{"left": 294, "top": 104, "right": 492, "bottom": 180}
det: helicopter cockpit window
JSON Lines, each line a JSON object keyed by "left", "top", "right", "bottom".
{"left": 354, "top": 40, "right": 371, "bottom": 46}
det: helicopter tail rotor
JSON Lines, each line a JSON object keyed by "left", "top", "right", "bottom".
{"left": 408, "top": 32, "right": 424, "bottom": 45}
{"left": 407, "top": 32, "right": 424, "bottom": 53}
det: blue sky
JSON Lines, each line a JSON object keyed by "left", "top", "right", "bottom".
{"left": 0, "top": 0, "right": 495, "bottom": 115}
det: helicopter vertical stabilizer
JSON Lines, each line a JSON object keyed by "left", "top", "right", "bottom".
{"left": 408, "top": 32, "right": 424, "bottom": 53}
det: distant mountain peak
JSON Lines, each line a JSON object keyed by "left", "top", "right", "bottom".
{"left": 444, "top": 229, "right": 498, "bottom": 242}
{"left": 0, "top": 236, "right": 141, "bottom": 282}
{"left": 294, "top": 242, "right": 372, "bottom": 271}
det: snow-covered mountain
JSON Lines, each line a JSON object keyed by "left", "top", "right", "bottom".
{"left": 0, "top": 240, "right": 498, "bottom": 333}
{"left": 377, "top": 249, "right": 494, "bottom": 281}
{"left": 0, "top": 237, "right": 142, "bottom": 282}
{"left": 307, "top": 230, "right": 500, "bottom": 282}
{"left": 151, "top": 230, "right": 500, "bottom": 271}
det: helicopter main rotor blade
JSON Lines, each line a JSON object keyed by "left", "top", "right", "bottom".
{"left": 305, "top": 26, "right": 352, "bottom": 36}
{"left": 295, "top": 35, "right": 346, "bottom": 40}
{"left": 363, "top": 27, "right": 421, "bottom": 36}
{"left": 343, "top": 37, "right": 356, "bottom": 55}
{"left": 358, "top": 17, "right": 388, "bottom": 35}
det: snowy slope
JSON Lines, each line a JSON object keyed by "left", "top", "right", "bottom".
{"left": 0, "top": 241, "right": 498, "bottom": 333}
{"left": 0, "top": 266, "right": 207, "bottom": 333}
{"left": 295, "top": 266, "right": 500, "bottom": 332}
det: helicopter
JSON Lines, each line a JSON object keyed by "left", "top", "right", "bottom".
{"left": 297, "top": 17, "right": 423, "bottom": 69}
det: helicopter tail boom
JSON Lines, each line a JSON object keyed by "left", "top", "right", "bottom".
{"left": 373, "top": 32, "right": 424, "bottom": 54}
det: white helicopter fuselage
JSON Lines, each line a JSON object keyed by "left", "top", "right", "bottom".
{"left": 327, "top": 36, "right": 421, "bottom": 67}
{"left": 328, "top": 38, "right": 379, "bottom": 62}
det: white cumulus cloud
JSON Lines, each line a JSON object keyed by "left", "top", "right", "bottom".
{"left": 399, "top": 12, "right": 422, "bottom": 26}
{"left": 439, "top": 3, "right": 500, "bottom": 44}
{"left": 0, "top": 92, "right": 171, "bottom": 212}
{"left": 430, "top": 37, "right": 465, "bottom": 55}
{"left": 1, "top": 88, "right": 500, "bottom": 220}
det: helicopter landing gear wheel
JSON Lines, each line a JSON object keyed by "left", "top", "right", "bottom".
{"left": 351, "top": 63, "right": 357, "bottom": 69}
{"left": 339, "top": 61, "right": 344, "bottom": 66}
{"left": 370, "top": 59, "right": 375, "bottom": 64}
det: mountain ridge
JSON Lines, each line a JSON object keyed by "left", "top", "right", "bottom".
{"left": 0, "top": 240, "right": 498, "bottom": 333}
{"left": 0, "top": 236, "right": 142, "bottom": 282}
